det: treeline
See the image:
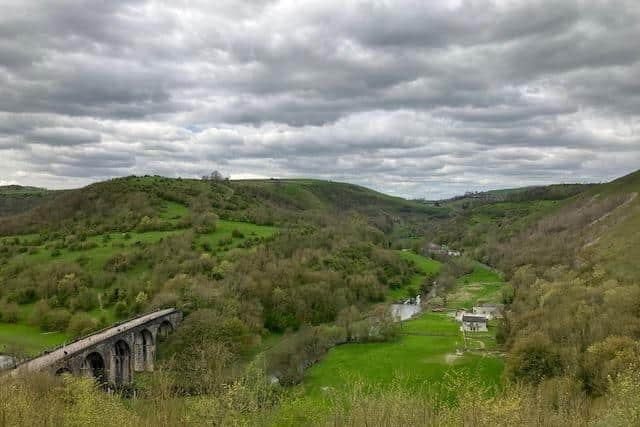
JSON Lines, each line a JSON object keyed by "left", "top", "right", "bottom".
{"left": 0, "top": 186, "right": 59, "bottom": 217}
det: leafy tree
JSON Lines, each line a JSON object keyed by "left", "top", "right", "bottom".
{"left": 67, "top": 313, "right": 98, "bottom": 338}
{"left": 506, "top": 332, "right": 563, "bottom": 384}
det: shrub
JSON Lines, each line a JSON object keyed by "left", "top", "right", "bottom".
{"left": 506, "top": 332, "right": 563, "bottom": 384}
{"left": 41, "top": 308, "right": 72, "bottom": 332}
{"left": 218, "top": 236, "right": 232, "bottom": 247}
{"left": 0, "top": 302, "right": 19, "bottom": 323}
{"left": 7, "top": 287, "right": 36, "bottom": 304}
{"left": 193, "top": 212, "right": 218, "bottom": 233}
{"left": 69, "top": 287, "right": 99, "bottom": 312}
{"left": 166, "top": 341, "right": 233, "bottom": 395}
{"left": 29, "top": 300, "right": 51, "bottom": 327}
{"left": 67, "top": 313, "right": 98, "bottom": 338}
{"left": 104, "top": 252, "right": 142, "bottom": 273}
{"left": 265, "top": 325, "right": 351, "bottom": 385}
{"left": 114, "top": 301, "right": 129, "bottom": 318}
{"left": 582, "top": 336, "right": 640, "bottom": 396}
{"left": 167, "top": 309, "right": 255, "bottom": 357}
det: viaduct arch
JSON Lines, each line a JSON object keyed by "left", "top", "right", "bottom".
{"left": 8, "top": 308, "right": 181, "bottom": 388}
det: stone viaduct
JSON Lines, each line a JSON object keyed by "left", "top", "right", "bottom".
{"left": 8, "top": 308, "right": 181, "bottom": 387}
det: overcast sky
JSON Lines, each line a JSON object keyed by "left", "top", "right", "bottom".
{"left": 1, "top": 0, "right": 639, "bottom": 199}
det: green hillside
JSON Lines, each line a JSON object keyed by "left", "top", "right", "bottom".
{"left": 1, "top": 171, "right": 640, "bottom": 426}
{"left": 0, "top": 175, "right": 439, "bottom": 358}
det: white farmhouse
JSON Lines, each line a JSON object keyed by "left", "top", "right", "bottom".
{"left": 461, "top": 314, "right": 488, "bottom": 332}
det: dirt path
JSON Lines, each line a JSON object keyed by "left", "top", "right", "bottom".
{"left": 589, "top": 192, "right": 637, "bottom": 227}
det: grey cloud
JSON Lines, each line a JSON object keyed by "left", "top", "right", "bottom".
{"left": 27, "top": 127, "right": 101, "bottom": 146}
{"left": 0, "top": 0, "right": 638, "bottom": 198}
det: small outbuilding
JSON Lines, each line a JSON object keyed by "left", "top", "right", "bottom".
{"left": 472, "top": 303, "right": 503, "bottom": 320}
{"left": 461, "top": 314, "right": 488, "bottom": 332}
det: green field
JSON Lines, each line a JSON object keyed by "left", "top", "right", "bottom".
{"left": 446, "top": 264, "right": 506, "bottom": 309}
{"left": 302, "top": 310, "right": 503, "bottom": 399}
{"left": 397, "top": 250, "right": 441, "bottom": 276}
{"left": 0, "top": 302, "right": 119, "bottom": 356}
{"left": 0, "top": 323, "right": 70, "bottom": 355}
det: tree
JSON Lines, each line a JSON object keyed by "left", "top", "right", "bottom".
{"left": 67, "top": 313, "right": 98, "bottom": 338}
{"left": 336, "top": 305, "right": 361, "bottom": 342}
{"left": 0, "top": 302, "right": 19, "bottom": 323}
{"left": 506, "top": 332, "right": 563, "bottom": 384}
{"left": 202, "top": 170, "right": 225, "bottom": 181}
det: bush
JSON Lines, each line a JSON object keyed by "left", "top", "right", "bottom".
{"left": 41, "top": 308, "right": 72, "bottom": 332}
{"left": 114, "top": 301, "right": 129, "bottom": 318}
{"left": 7, "top": 287, "right": 36, "bottom": 304}
{"left": 136, "top": 216, "right": 170, "bottom": 232}
{"left": 67, "top": 313, "right": 98, "bottom": 338}
{"left": 506, "top": 332, "right": 563, "bottom": 384}
{"left": 266, "top": 327, "right": 331, "bottom": 385}
{"left": 167, "top": 309, "right": 255, "bottom": 357}
{"left": 166, "top": 341, "right": 233, "bottom": 394}
{"left": 582, "top": 336, "right": 640, "bottom": 396}
{"left": 231, "top": 229, "right": 244, "bottom": 238}
{"left": 104, "top": 252, "right": 142, "bottom": 273}
{"left": 69, "top": 287, "right": 99, "bottom": 312}
{"left": 0, "top": 302, "right": 19, "bottom": 323}
{"left": 193, "top": 212, "right": 218, "bottom": 233}
{"left": 29, "top": 300, "right": 51, "bottom": 327}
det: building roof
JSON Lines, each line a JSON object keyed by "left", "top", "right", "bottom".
{"left": 462, "top": 314, "right": 487, "bottom": 323}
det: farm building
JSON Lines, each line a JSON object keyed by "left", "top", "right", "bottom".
{"left": 461, "top": 314, "right": 488, "bottom": 332}
{"left": 472, "top": 303, "right": 503, "bottom": 319}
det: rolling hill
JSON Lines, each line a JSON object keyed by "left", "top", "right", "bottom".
{"left": 1, "top": 171, "right": 639, "bottom": 426}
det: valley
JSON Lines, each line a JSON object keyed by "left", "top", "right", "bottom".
{"left": 0, "top": 171, "right": 639, "bottom": 426}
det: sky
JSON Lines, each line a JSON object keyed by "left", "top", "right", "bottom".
{"left": 0, "top": 0, "right": 639, "bottom": 199}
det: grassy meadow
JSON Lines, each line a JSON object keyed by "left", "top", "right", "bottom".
{"left": 446, "top": 263, "right": 506, "bottom": 309}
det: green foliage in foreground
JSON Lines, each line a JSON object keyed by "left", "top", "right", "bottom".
{"left": 5, "top": 365, "right": 640, "bottom": 426}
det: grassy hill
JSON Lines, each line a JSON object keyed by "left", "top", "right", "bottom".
{"left": 0, "top": 176, "right": 448, "bottom": 237}
{"left": 0, "top": 175, "right": 444, "bottom": 357}
{"left": 468, "top": 170, "right": 640, "bottom": 400}
{"left": 422, "top": 183, "right": 594, "bottom": 260}
{"left": 485, "top": 169, "right": 640, "bottom": 280}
